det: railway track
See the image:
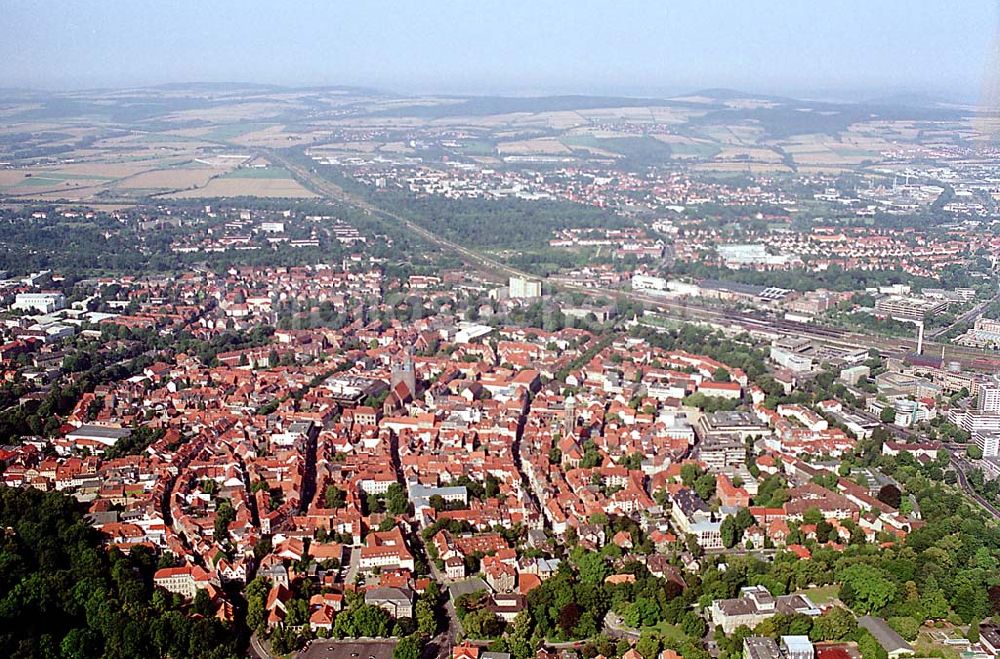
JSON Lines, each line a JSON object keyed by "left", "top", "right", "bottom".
{"left": 268, "top": 149, "right": 998, "bottom": 369}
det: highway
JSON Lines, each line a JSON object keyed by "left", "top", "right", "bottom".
{"left": 267, "top": 149, "right": 1000, "bottom": 371}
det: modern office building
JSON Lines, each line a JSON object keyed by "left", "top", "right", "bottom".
{"left": 874, "top": 295, "right": 949, "bottom": 322}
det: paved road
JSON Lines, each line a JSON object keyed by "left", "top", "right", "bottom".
{"left": 344, "top": 546, "right": 360, "bottom": 585}
{"left": 415, "top": 533, "right": 462, "bottom": 658}
{"left": 603, "top": 611, "right": 640, "bottom": 641}
{"left": 249, "top": 631, "right": 275, "bottom": 659}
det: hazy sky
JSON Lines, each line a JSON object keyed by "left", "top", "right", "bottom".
{"left": 2, "top": 1, "right": 997, "bottom": 99}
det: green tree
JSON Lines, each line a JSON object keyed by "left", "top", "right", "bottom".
{"left": 245, "top": 576, "right": 271, "bottom": 631}
{"left": 192, "top": 589, "right": 214, "bottom": 617}
{"left": 574, "top": 550, "right": 609, "bottom": 585}
{"left": 385, "top": 483, "right": 409, "bottom": 515}
{"left": 636, "top": 632, "right": 662, "bottom": 659}
{"left": 325, "top": 486, "right": 346, "bottom": 509}
{"left": 464, "top": 608, "right": 506, "bottom": 639}
{"left": 213, "top": 499, "right": 235, "bottom": 540}
{"left": 721, "top": 516, "right": 740, "bottom": 549}
{"left": 887, "top": 617, "right": 919, "bottom": 642}
{"left": 802, "top": 507, "right": 823, "bottom": 526}
{"left": 416, "top": 599, "right": 437, "bottom": 636}
{"left": 857, "top": 629, "right": 887, "bottom": 659}
{"left": 694, "top": 474, "right": 717, "bottom": 501}
{"left": 393, "top": 635, "right": 422, "bottom": 659}
{"left": 880, "top": 406, "right": 896, "bottom": 424}
{"left": 713, "top": 367, "right": 732, "bottom": 382}
{"left": 809, "top": 606, "right": 856, "bottom": 641}
{"left": 839, "top": 564, "right": 895, "bottom": 614}
{"left": 877, "top": 484, "right": 902, "bottom": 509}
{"left": 681, "top": 612, "right": 707, "bottom": 639}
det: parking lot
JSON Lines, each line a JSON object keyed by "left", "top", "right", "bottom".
{"left": 298, "top": 639, "right": 397, "bottom": 659}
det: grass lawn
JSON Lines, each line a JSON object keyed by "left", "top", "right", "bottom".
{"left": 642, "top": 621, "right": 688, "bottom": 645}
{"left": 222, "top": 166, "right": 294, "bottom": 179}
{"left": 794, "top": 584, "right": 840, "bottom": 605}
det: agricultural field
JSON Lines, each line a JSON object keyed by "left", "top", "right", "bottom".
{"left": 498, "top": 137, "right": 573, "bottom": 156}
{"left": 165, "top": 167, "right": 316, "bottom": 198}
{"left": 0, "top": 84, "right": 989, "bottom": 207}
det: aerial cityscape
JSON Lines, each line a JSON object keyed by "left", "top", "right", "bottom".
{"left": 2, "top": 3, "right": 1000, "bottom": 659}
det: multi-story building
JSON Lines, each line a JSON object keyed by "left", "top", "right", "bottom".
{"left": 949, "top": 409, "right": 1000, "bottom": 435}
{"left": 770, "top": 347, "right": 813, "bottom": 373}
{"left": 698, "top": 411, "right": 770, "bottom": 442}
{"left": 710, "top": 586, "right": 821, "bottom": 634}
{"left": 364, "top": 587, "right": 414, "bottom": 618}
{"left": 874, "top": 295, "right": 949, "bottom": 322}
{"left": 670, "top": 488, "right": 722, "bottom": 549}
{"left": 839, "top": 365, "right": 870, "bottom": 386}
{"left": 153, "top": 565, "right": 218, "bottom": 600}
{"left": 974, "top": 431, "right": 1000, "bottom": 458}
{"left": 509, "top": 276, "right": 542, "bottom": 299}
{"left": 978, "top": 382, "right": 1000, "bottom": 414}
{"left": 697, "top": 435, "right": 747, "bottom": 471}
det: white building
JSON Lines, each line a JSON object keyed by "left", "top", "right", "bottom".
{"left": 631, "top": 274, "right": 667, "bottom": 291}
{"left": 770, "top": 345, "right": 813, "bottom": 373}
{"left": 153, "top": 565, "right": 218, "bottom": 600}
{"left": 978, "top": 383, "right": 1000, "bottom": 414}
{"left": 13, "top": 292, "right": 66, "bottom": 314}
{"left": 509, "top": 276, "right": 542, "bottom": 299}
{"left": 974, "top": 431, "right": 1000, "bottom": 458}
{"left": 949, "top": 409, "right": 1000, "bottom": 435}
{"left": 840, "top": 365, "right": 870, "bottom": 386}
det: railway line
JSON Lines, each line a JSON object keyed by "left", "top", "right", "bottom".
{"left": 269, "top": 149, "right": 998, "bottom": 370}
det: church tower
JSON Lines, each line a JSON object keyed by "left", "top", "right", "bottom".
{"left": 391, "top": 346, "right": 417, "bottom": 397}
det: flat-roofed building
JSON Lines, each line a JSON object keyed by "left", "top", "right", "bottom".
{"left": 509, "top": 277, "right": 542, "bottom": 299}
{"left": 13, "top": 292, "right": 66, "bottom": 314}
{"left": 65, "top": 425, "right": 131, "bottom": 451}
{"left": 974, "top": 431, "right": 1000, "bottom": 458}
{"left": 978, "top": 381, "right": 1000, "bottom": 413}
{"left": 698, "top": 410, "right": 770, "bottom": 441}
{"left": 874, "top": 295, "right": 949, "bottom": 322}
{"left": 839, "top": 365, "right": 870, "bottom": 386}
{"left": 697, "top": 435, "right": 746, "bottom": 471}
{"left": 781, "top": 636, "right": 814, "bottom": 659}
{"left": 743, "top": 637, "right": 781, "bottom": 659}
